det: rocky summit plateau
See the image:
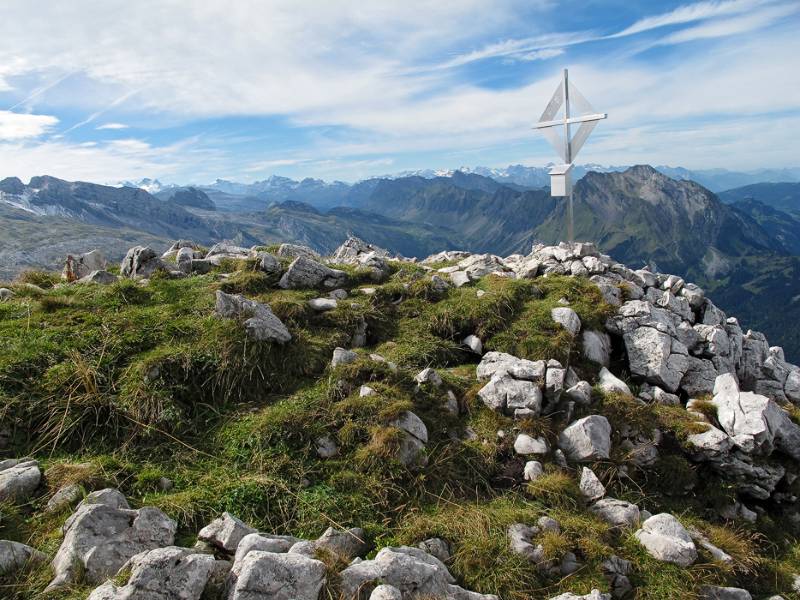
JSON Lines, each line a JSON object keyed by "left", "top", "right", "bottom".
{"left": 2, "top": 235, "right": 800, "bottom": 599}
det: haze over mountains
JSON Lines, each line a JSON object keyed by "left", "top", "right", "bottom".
{"left": 2, "top": 165, "right": 800, "bottom": 360}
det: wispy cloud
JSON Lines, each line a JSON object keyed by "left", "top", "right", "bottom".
{"left": 96, "top": 122, "right": 129, "bottom": 130}
{"left": 609, "top": 0, "right": 767, "bottom": 38}
{"left": 656, "top": 2, "right": 799, "bottom": 44}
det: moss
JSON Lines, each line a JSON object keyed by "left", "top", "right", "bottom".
{"left": 217, "top": 270, "right": 277, "bottom": 294}
{"left": 486, "top": 275, "right": 614, "bottom": 364}
{"left": 525, "top": 470, "right": 581, "bottom": 509}
{"left": 15, "top": 269, "right": 61, "bottom": 289}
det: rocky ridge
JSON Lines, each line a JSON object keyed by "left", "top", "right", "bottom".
{"left": 2, "top": 236, "right": 800, "bottom": 598}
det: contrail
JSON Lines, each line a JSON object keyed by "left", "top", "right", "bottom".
{"left": 59, "top": 88, "right": 141, "bottom": 135}
{"left": 7, "top": 71, "right": 77, "bottom": 111}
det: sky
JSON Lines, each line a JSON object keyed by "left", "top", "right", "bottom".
{"left": 0, "top": 0, "right": 799, "bottom": 184}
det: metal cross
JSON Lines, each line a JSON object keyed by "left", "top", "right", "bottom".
{"left": 533, "top": 68, "right": 607, "bottom": 242}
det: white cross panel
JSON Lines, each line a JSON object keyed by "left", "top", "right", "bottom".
{"left": 533, "top": 69, "right": 607, "bottom": 164}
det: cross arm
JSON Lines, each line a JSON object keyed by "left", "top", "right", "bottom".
{"left": 533, "top": 112, "right": 607, "bottom": 129}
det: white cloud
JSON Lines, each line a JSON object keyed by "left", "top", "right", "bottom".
{"left": 610, "top": 0, "right": 766, "bottom": 38}
{"left": 0, "top": 110, "right": 58, "bottom": 139}
{"left": 0, "top": 136, "right": 223, "bottom": 183}
{"left": 0, "top": 0, "right": 797, "bottom": 181}
{"left": 657, "top": 2, "right": 799, "bottom": 44}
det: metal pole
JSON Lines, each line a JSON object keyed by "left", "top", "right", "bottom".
{"left": 567, "top": 190, "right": 574, "bottom": 244}
{"left": 562, "top": 68, "right": 574, "bottom": 244}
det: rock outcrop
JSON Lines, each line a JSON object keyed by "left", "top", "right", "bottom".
{"left": 48, "top": 489, "right": 176, "bottom": 589}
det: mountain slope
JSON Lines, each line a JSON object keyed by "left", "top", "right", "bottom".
{"left": 718, "top": 182, "right": 800, "bottom": 217}
{"left": 535, "top": 165, "right": 784, "bottom": 279}
{"left": 0, "top": 176, "right": 215, "bottom": 240}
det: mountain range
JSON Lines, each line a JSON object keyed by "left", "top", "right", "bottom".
{"left": 127, "top": 163, "right": 800, "bottom": 213}
{"left": 2, "top": 167, "right": 800, "bottom": 360}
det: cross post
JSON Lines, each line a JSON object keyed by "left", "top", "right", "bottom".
{"left": 533, "top": 68, "right": 607, "bottom": 244}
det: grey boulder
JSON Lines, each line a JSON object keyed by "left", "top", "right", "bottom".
{"left": 558, "top": 416, "right": 612, "bottom": 461}
{"left": 634, "top": 513, "right": 697, "bottom": 567}
{"left": 0, "top": 459, "right": 41, "bottom": 503}
{"left": 597, "top": 367, "right": 632, "bottom": 397}
{"left": 198, "top": 512, "right": 256, "bottom": 553}
{"left": 47, "top": 495, "right": 176, "bottom": 589}
{"left": 0, "top": 540, "right": 45, "bottom": 575}
{"left": 551, "top": 307, "right": 581, "bottom": 337}
{"left": 121, "top": 246, "right": 166, "bottom": 279}
{"left": 86, "top": 546, "right": 224, "bottom": 600}
{"left": 478, "top": 373, "right": 542, "bottom": 416}
{"left": 698, "top": 586, "right": 752, "bottom": 600}
{"left": 279, "top": 256, "right": 347, "bottom": 289}
{"left": 339, "top": 545, "right": 498, "bottom": 600}
{"left": 215, "top": 291, "right": 291, "bottom": 343}
{"left": 579, "top": 467, "right": 606, "bottom": 502}
{"left": 582, "top": 330, "right": 611, "bottom": 366}
{"left": 589, "top": 498, "right": 640, "bottom": 529}
{"left": 229, "top": 550, "right": 326, "bottom": 600}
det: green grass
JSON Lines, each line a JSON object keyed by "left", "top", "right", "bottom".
{"left": 1, "top": 264, "right": 799, "bottom": 600}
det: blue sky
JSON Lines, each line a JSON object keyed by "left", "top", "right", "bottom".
{"left": 0, "top": 0, "right": 799, "bottom": 184}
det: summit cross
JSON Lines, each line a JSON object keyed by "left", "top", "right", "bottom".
{"left": 533, "top": 68, "right": 607, "bottom": 243}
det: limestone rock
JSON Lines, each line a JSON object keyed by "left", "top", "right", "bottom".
{"left": 279, "top": 256, "right": 346, "bottom": 289}
{"left": 338, "top": 545, "right": 498, "bottom": 600}
{"left": 370, "top": 584, "right": 403, "bottom": 600}
{"left": 479, "top": 373, "right": 542, "bottom": 416}
{"left": 579, "top": 467, "right": 606, "bottom": 502}
{"left": 523, "top": 461, "right": 545, "bottom": 481}
{"left": 315, "top": 435, "right": 339, "bottom": 458}
{"left": 229, "top": 550, "right": 326, "bottom": 600}
{"left": 582, "top": 330, "right": 611, "bottom": 366}
{"left": 198, "top": 512, "right": 256, "bottom": 553}
{"left": 309, "top": 297, "right": 337, "bottom": 311}
{"left": 623, "top": 326, "right": 688, "bottom": 392}
{"left": 514, "top": 434, "right": 549, "bottom": 456}
{"left": 120, "top": 246, "right": 165, "bottom": 279}
{"left": 463, "top": 334, "right": 483, "bottom": 354}
{"left": 711, "top": 373, "right": 800, "bottom": 459}
{"left": 597, "top": 367, "right": 632, "bottom": 396}
{"left": 477, "top": 352, "right": 545, "bottom": 381}
{"left": 276, "top": 243, "right": 319, "bottom": 260}
{"left": 78, "top": 270, "right": 118, "bottom": 285}
{"left": 551, "top": 307, "right": 581, "bottom": 337}
{"left": 87, "top": 546, "right": 221, "bottom": 600}
{"left": 45, "top": 483, "right": 83, "bottom": 513}
{"left": 415, "top": 367, "right": 443, "bottom": 387}
{"left": 418, "top": 538, "right": 450, "bottom": 563}
{"left": 233, "top": 533, "right": 300, "bottom": 568}
{"left": 215, "top": 291, "right": 291, "bottom": 343}
{"left": 558, "top": 416, "right": 611, "bottom": 461}
{"left": 0, "top": 540, "right": 45, "bottom": 575}
{"left": 48, "top": 497, "right": 176, "bottom": 589}
{"left": 590, "top": 498, "right": 640, "bottom": 529}
{"left": 0, "top": 459, "right": 41, "bottom": 503}
{"left": 331, "top": 347, "right": 358, "bottom": 367}
{"left": 391, "top": 412, "right": 429, "bottom": 468}
{"left": 64, "top": 249, "right": 106, "bottom": 280}
{"left": 566, "top": 381, "right": 592, "bottom": 405}
{"left": 698, "top": 586, "right": 752, "bottom": 600}
{"left": 315, "top": 526, "right": 370, "bottom": 560}
{"left": 634, "top": 513, "right": 697, "bottom": 567}
{"left": 549, "top": 591, "right": 611, "bottom": 600}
